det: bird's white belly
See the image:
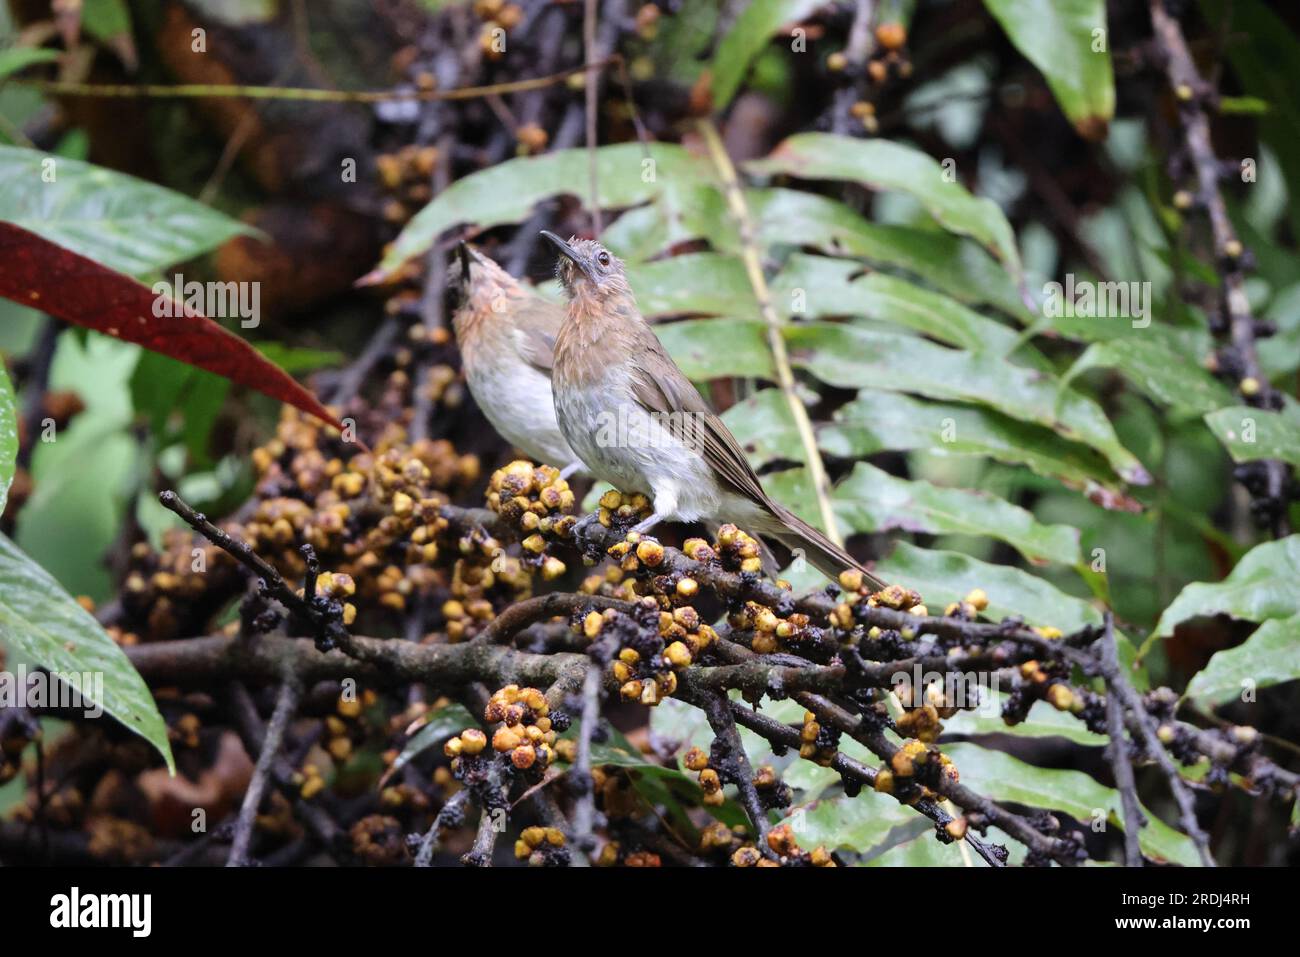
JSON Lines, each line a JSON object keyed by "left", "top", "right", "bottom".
{"left": 556, "top": 384, "right": 722, "bottom": 522}
{"left": 468, "top": 360, "right": 574, "bottom": 468}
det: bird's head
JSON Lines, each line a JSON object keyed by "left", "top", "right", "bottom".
{"left": 540, "top": 231, "right": 631, "bottom": 303}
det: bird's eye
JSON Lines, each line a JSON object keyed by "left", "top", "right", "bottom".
{"left": 597, "top": 251, "right": 611, "bottom": 268}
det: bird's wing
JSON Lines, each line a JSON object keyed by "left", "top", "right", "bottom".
{"left": 514, "top": 297, "right": 566, "bottom": 374}
{"left": 626, "top": 325, "right": 771, "bottom": 507}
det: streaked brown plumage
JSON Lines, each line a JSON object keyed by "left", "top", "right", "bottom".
{"left": 451, "top": 244, "right": 584, "bottom": 476}
{"left": 542, "top": 231, "right": 887, "bottom": 589}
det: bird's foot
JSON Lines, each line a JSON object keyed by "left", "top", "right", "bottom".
{"left": 571, "top": 512, "right": 608, "bottom": 561}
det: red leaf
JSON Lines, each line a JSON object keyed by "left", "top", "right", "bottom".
{"left": 0, "top": 221, "right": 346, "bottom": 434}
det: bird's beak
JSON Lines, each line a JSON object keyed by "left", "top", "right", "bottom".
{"left": 456, "top": 242, "right": 473, "bottom": 284}
{"left": 540, "top": 230, "right": 595, "bottom": 282}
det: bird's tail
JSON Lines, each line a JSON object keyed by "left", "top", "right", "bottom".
{"left": 763, "top": 504, "right": 888, "bottom": 592}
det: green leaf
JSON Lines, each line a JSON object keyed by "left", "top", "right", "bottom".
{"left": 720, "top": 388, "right": 799, "bottom": 469}
{"left": 655, "top": 317, "right": 775, "bottom": 380}
{"left": 943, "top": 690, "right": 1107, "bottom": 746}
{"left": 374, "top": 143, "right": 715, "bottom": 279}
{"left": 1153, "top": 536, "right": 1300, "bottom": 638}
{"left": 781, "top": 790, "right": 923, "bottom": 854}
{"left": 1184, "top": 614, "right": 1300, "bottom": 707}
{"left": 876, "top": 541, "right": 1102, "bottom": 632}
{"left": 748, "top": 189, "right": 1027, "bottom": 318}
{"left": 254, "top": 343, "right": 345, "bottom": 374}
{"left": 388, "top": 702, "right": 476, "bottom": 779}
{"left": 0, "top": 47, "right": 59, "bottom": 81}
{"left": 770, "top": 253, "right": 1024, "bottom": 355}
{"left": 768, "top": 462, "right": 1082, "bottom": 566}
{"left": 81, "top": 0, "right": 132, "bottom": 43}
{"left": 0, "top": 363, "right": 15, "bottom": 516}
{"left": 0, "top": 146, "right": 253, "bottom": 279}
{"left": 1062, "top": 339, "right": 1233, "bottom": 417}
{"left": 982, "top": 0, "right": 1114, "bottom": 137}
{"left": 1204, "top": 405, "right": 1300, "bottom": 469}
{"left": 1217, "top": 95, "right": 1271, "bottom": 115}
{"left": 784, "top": 322, "right": 1150, "bottom": 484}
{"left": 0, "top": 531, "right": 173, "bottom": 772}
{"left": 710, "top": 0, "right": 823, "bottom": 111}
{"left": 822, "top": 390, "right": 1138, "bottom": 510}
{"left": 943, "top": 743, "right": 1198, "bottom": 865}
{"left": 748, "top": 134, "right": 1024, "bottom": 284}
{"left": 625, "top": 253, "right": 756, "bottom": 317}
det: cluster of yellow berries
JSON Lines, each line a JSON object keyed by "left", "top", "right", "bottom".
{"left": 122, "top": 407, "right": 490, "bottom": 641}
{"left": 729, "top": 600, "right": 819, "bottom": 657}
{"left": 487, "top": 460, "right": 576, "bottom": 582}
{"left": 376, "top": 144, "right": 439, "bottom": 225}
{"left": 798, "top": 710, "right": 840, "bottom": 766}
{"left": 873, "top": 739, "right": 960, "bottom": 801}
{"left": 472, "top": 0, "right": 525, "bottom": 64}
{"left": 444, "top": 686, "right": 557, "bottom": 773}
{"left": 595, "top": 842, "right": 661, "bottom": 866}
{"left": 894, "top": 681, "right": 963, "bottom": 744}
{"left": 514, "top": 825, "right": 566, "bottom": 864}
{"left": 595, "top": 488, "right": 653, "bottom": 529}
{"left": 582, "top": 597, "right": 718, "bottom": 706}
{"left": 1020, "top": 660, "right": 1084, "bottom": 716}
{"left": 441, "top": 525, "right": 535, "bottom": 641}
{"left": 709, "top": 524, "right": 766, "bottom": 575}
{"left": 683, "top": 746, "right": 725, "bottom": 806}
{"left": 730, "top": 824, "right": 835, "bottom": 867}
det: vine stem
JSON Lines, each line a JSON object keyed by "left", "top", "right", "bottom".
{"left": 16, "top": 57, "right": 620, "bottom": 105}
{"left": 696, "top": 118, "right": 843, "bottom": 547}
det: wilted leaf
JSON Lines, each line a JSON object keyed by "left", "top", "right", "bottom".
{"left": 0, "top": 146, "right": 252, "bottom": 278}
{"left": 1184, "top": 614, "right": 1300, "bottom": 707}
{"left": 0, "top": 222, "right": 346, "bottom": 433}
{"left": 748, "top": 134, "right": 1024, "bottom": 283}
{"left": 982, "top": 0, "right": 1114, "bottom": 138}
{"left": 0, "top": 531, "right": 174, "bottom": 772}
{"left": 822, "top": 390, "right": 1138, "bottom": 510}
{"left": 768, "top": 462, "right": 1083, "bottom": 565}
{"left": 1204, "top": 405, "right": 1300, "bottom": 469}
{"left": 784, "top": 322, "right": 1150, "bottom": 484}
{"left": 710, "top": 0, "right": 824, "bottom": 111}
{"left": 1152, "top": 536, "right": 1300, "bottom": 638}
{"left": 942, "top": 743, "right": 1199, "bottom": 865}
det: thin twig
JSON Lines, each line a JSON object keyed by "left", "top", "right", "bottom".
{"left": 697, "top": 690, "right": 776, "bottom": 857}
{"left": 584, "top": 0, "right": 603, "bottom": 235}
{"left": 228, "top": 676, "right": 302, "bottom": 866}
{"left": 570, "top": 664, "right": 602, "bottom": 865}
{"left": 1099, "top": 614, "right": 1146, "bottom": 867}
{"left": 18, "top": 58, "right": 622, "bottom": 105}
{"left": 415, "top": 789, "right": 471, "bottom": 867}
{"left": 1149, "top": 0, "right": 1290, "bottom": 536}
{"left": 697, "top": 118, "right": 844, "bottom": 547}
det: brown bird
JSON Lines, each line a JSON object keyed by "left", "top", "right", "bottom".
{"left": 541, "top": 231, "right": 887, "bottom": 589}
{"left": 451, "top": 243, "right": 584, "bottom": 477}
